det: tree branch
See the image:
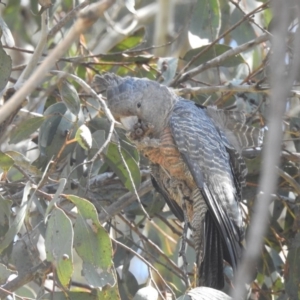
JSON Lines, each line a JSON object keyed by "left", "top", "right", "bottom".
{"left": 176, "top": 33, "right": 269, "bottom": 85}
{"left": 0, "top": 0, "right": 115, "bottom": 127}
{"left": 232, "top": 1, "right": 300, "bottom": 298}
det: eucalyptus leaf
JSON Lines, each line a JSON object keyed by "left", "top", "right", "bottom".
{"left": 189, "top": 0, "right": 221, "bottom": 41}
{"left": 36, "top": 103, "right": 81, "bottom": 169}
{"left": 0, "top": 151, "right": 14, "bottom": 172}
{"left": 44, "top": 178, "right": 67, "bottom": 221}
{"left": 58, "top": 80, "right": 81, "bottom": 116}
{"left": 103, "top": 142, "right": 141, "bottom": 192}
{"left": 109, "top": 27, "right": 145, "bottom": 52}
{"left": 0, "top": 42, "right": 12, "bottom": 92}
{"left": 10, "top": 116, "right": 45, "bottom": 144}
{"left": 75, "top": 124, "right": 92, "bottom": 150}
{"left": 5, "top": 151, "right": 41, "bottom": 176}
{"left": 0, "top": 263, "right": 17, "bottom": 285}
{"left": 45, "top": 207, "right": 73, "bottom": 289}
{"left": 0, "top": 182, "right": 31, "bottom": 254}
{"left": 66, "top": 195, "right": 116, "bottom": 288}
{"left": 183, "top": 44, "right": 244, "bottom": 68}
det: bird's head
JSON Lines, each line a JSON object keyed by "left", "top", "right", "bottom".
{"left": 93, "top": 74, "right": 177, "bottom": 136}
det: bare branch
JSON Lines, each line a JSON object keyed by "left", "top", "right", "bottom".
{"left": 232, "top": 1, "right": 300, "bottom": 298}
{"left": 176, "top": 33, "right": 269, "bottom": 85}
{"left": 98, "top": 179, "right": 153, "bottom": 223}
{"left": 15, "top": 9, "right": 48, "bottom": 88}
{"left": 48, "top": 0, "right": 90, "bottom": 39}
{"left": 175, "top": 84, "right": 270, "bottom": 96}
{"left": 0, "top": 261, "right": 52, "bottom": 299}
{"left": 0, "top": 0, "right": 115, "bottom": 127}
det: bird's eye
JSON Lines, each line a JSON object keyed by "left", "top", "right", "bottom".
{"left": 137, "top": 102, "right": 141, "bottom": 108}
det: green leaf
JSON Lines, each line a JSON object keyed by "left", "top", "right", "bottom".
{"left": 183, "top": 44, "right": 245, "bottom": 68}
{"left": 189, "top": 0, "right": 221, "bottom": 41}
{"left": 103, "top": 142, "right": 141, "bottom": 192}
{"left": 0, "top": 263, "right": 17, "bottom": 285}
{"left": 0, "top": 182, "right": 30, "bottom": 254}
{"left": 39, "top": 102, "right": 67, "bottom": 149}
{"left": 0, "top": 42, "right": 12, "bottom": 92}
{"left": 75, "top": 124, "right": 92, "bottom": 150}
{"left": 5, "top": 151, "right": 41, "bottom": 176}
{"left": 45, "top": 207, "right": 73, "bottom": 289}
{"left": 230, "top": 7, "right": 256, "bottom": 45}
{"left": 0, "top": 151, "right": 14, "bottom": 172}
{"left": 36, "top": 103, "right": 81, "bottom": 169}
{"left": 98, "top": 285, "right": 121, "bottom": 299}
{"left": 83, "top": 97, "right": 101, "bottom": 120}
{"left": 91, "top": 130, "right": 106, "bottom": 150}
{"left": 44, "top": 178, "right": 67, "bottom": 221}
{"left": 10, "top": 116, "right": 45, "bottom": 144}
{"left": 58, "top": 80, "right": 81, "bottom": 116}
{"left": 66, "top": 195, "right": 116, "bottom": 288}
{"left": 109, "top": 27, "right": 145, "bottom": 52}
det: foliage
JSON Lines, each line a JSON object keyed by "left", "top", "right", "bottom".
{"left": 0, "top": 0, "right": 299, "bottom": 299}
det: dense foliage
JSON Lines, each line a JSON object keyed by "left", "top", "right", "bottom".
{"left": 0, "top": 0, "right": 299, "bottom": 299}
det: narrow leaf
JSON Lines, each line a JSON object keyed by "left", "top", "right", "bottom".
{"left": 58, "top": 80, "right": 81, "bottom": 116}
{"left": 5, "top": 151, "right": 41, "bottom": 176}
{"left": 44, "top": 178, "right": 67, "bottom": 221}
{"left": 0, "top": 263, "right": 17, "bottom": 285}
{"left": 0, "top": 182, "right": 30, "bottom": 254}
{"left": 66, "top": 195, "right": 116, "bottom": 288}
{"left": 75, "top": 124, "right": 92, "bottom": 151}
{"left": 10, "top": 116, "right": 45, "bottom": 144}
{"left": 0, "top": 151, "right": 14, "bottom": 172}
{"left": 45, "top": 207, "right": 73, "bottom": 289}
{"left": 0, "top": 42, "right": 12, "bottom": 92}
{"left": 109, "top": 28, "right": 145, "bottom": 52}
{"left": 183, "top": 44, "right": 245, "bottom": 68}
{"left": 103, "top": 142, "right": 141, "bottom": 192}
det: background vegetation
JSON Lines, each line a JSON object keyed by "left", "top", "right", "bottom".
{"left": 0, "top": 0, "right": 299, "bottom": 299}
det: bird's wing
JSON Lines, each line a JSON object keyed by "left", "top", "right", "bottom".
{"left": 151, "top": 172, "right": 184, "bottom": 222}
{"left": 169, "top": 100, "right": 244, "bottom": 270}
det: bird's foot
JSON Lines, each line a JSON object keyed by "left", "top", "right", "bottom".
{"left": 129, "top": 120, "right": 154, "bottom": 140}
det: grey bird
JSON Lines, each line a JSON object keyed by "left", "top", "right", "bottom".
{"left": 93, "top": 73, "right": 263, "bottom": 289}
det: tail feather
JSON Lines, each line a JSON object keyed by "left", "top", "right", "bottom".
{"left": 198, "top": 212, "right": 224, "bottom": 289}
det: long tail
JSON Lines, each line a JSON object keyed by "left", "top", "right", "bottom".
{"left": 198, "top": 212, "right": 225, "bottom": 289}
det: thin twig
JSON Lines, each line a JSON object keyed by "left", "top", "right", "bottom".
{"left": 98, "top": 179, "right": 153, "bottom": 223}
{"left": 118, "top": 214, "right": 185, "bottom": 280}
{"left": 0, "top": 261, "right": 52, "bottom": 299}
{"left": 48, "top": 0, "right": 90, "bottom": 39}
{"left": 111, "top": 237, "right": 175, "bottom": 300}
{"left": 232, "top": 1, "right": 300, "bottom": 298}
{"left": 116, "top": 139, "right": 150, "bottom": 219}
{"left": 15, "top": 10, "right": 49, "bottom": 88}
{"left": 175, "top": 83, "right": 270, "bottom": 96}
{"left": 0, "top": 0, "right": 115, "bottom": 127}
{"left": 170, "top": 2, "right": 269, "bottom": 86}
{"left": 176, "top": 33, "right": 269, "bottom": 85}
{"left": 277, "top": 167, "right": 300, "bottom": 195}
